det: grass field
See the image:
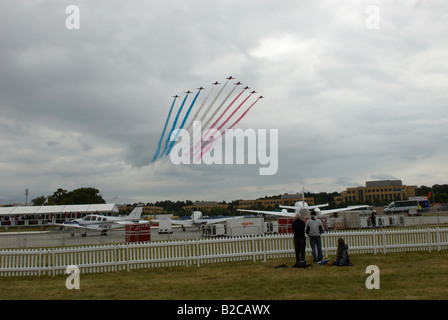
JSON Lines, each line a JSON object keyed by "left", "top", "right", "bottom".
{"left": 1, "top": 250, "right": 448, "bottom": 300}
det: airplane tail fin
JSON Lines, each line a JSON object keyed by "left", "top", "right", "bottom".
{"left": 127, "top": 204, "right": 144, "bottom": 220}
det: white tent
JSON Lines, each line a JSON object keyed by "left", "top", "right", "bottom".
{"left": 0, "top": 204, "right": 119, "bottom": 216}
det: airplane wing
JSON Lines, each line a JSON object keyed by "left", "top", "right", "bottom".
{"left": 201, "top": 216, "right": 245, "bottom": 224}
{"left": 50, "top": 222, "right": 104, "bottom": 231}
{"left": 279, "top": 204, "right": 329, "bottom": 210}
{"left": 170, "top": 220, "right": 194, "bottom": 226}
{"left": 237, "top": 209, "right": 294, "bottom": 218}
{"left": 168, "top": 216, "right": 245, "bottom": 226}
{"left": 321, "top": 205, "right": 369, "bottom": 215}
{"left": 113, "top": 220, "right": 150, "bottom": 226}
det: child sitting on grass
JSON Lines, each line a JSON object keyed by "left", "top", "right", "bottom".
{"left": 328, "top": 237, "right": 353, "bottom": 266}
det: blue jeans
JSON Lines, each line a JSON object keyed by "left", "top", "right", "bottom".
{"left": 309, "top": 236, "right": 323, "bottom": 262}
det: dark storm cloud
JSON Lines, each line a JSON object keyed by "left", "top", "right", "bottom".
{"left": 1, "top": 0, "right": 448, "bottom": 204}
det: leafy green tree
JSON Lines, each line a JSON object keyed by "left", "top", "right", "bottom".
{"left": 38, "top": 187, "right": 106, "bottom": 205}
{"left": 31, "top": 196, "right": 47, "bottom": 206}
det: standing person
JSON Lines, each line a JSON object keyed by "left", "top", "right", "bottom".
{"left": 370, "top": 212, "right": 376, "bottom": 230}
{"left": 306, "top": 209, "right": 324, "bottom": 263}
{"left": 292, "top": 213, "right": 307, "bottom": 267}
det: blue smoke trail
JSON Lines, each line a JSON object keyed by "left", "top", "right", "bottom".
{"left": 161, "top": 92, "right": 190, "bottom": 157}
{"left": 152, "top": 96, "right": 178, "bottom": 162}
{"left": 166, "top": 89, "right": 202, "bottom": 156}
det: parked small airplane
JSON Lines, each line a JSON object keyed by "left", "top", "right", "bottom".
{"left": 51, "top": 204, "right": 147, "bottom": 236}
{"left": 154, "top": 211, "right": 244, "bottom": 230}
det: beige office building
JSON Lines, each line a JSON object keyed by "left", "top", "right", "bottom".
{"left": 335, "top": 180, "right": 417, "bottom": 204}
{"left": 237, "top": 193, "right": 315, "bottom": 209}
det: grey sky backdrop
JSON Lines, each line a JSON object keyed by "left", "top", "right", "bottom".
{"left": 1, "top": 0, "right": 447, "bottom": 205}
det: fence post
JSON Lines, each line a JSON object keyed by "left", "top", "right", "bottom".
{"left": 51, "top": 250, "right": 55, "bottom": 277}
{"left": 436, "top": 227, "right": 440, "bottom": 252}
{"left": 197, "top": 240, "right": 201, "bottom": 267}
{"left": 38, "top": 248, "right": 42, "bottom": 277}
{"left": 263, "top": 235, "right": 266, "bottom": 262}
{"left": 382, "top": 230, "right": 386, "bottom": 255}
{"left": 373, "top": 230, "right": 377, "bottom": 255}
{"left": 428, "top": 228, "right": 432, "bottom": 253}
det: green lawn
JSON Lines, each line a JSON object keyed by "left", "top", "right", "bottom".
{"left": 1, "top": 250, "right": 448, "bottom": 300}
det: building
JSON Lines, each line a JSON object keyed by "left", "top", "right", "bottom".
{"left": 182, "top": 201, "right": 229, "bottom": 212}
{"left": 143, "top": 206, "right": 164, "bottom": 215}
{"left": 335, "top": 180, "right": 417, "bottom": 204}
{"left": 237, "top": 193, "right": 315, "bottom": 209}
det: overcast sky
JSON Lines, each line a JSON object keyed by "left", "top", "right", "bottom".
{"left": 1, "top": 0, "right": 447, "bottom": 205}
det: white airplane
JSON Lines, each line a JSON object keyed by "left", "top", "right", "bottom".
{"left": 52, "top": 204, "right": 147, "bottom": 236}
{"left": 237, "top": 190, "right": 368, "bottom": 218}
{"left": 156, "top": 211, "right": 244, "bottom": 229}
{"left": 237, "top": 202, "right": 368, "bottom": 218}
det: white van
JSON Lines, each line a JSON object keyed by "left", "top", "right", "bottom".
{"left": 384, "top": 200, "right": 419, "bottom": 215}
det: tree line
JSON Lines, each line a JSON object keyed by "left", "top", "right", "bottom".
{"left": 29, "top": 184, "right": 448, "bottom": 216}
{"left": 32, "top": 187, "right": 106, "bottom": 206}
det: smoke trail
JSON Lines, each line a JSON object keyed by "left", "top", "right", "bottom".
{"left": 166, "top": 89, "right": 202, "bottom": 156}
{"left": 189, "top": 80, "right": 234, "bottom": 152}
{"left": 192, "top": 88, "right": 248, "bottom": 158}
{"left": 198, "top": 79, "right": 230, "bottom": 126}
{"left": 204, "top": 89, "right": 249, "bottom": 141}
{"left": 199, "top": 96, "right": 262, "bottom": 160}
{"left": 161, "top": 92, "right": 190, "bottom": 157}
{"left": 152, "top": 96, "right": 178, "bottom": 162}
{"left": 201, "top": 84, "right": 237, "bottom": 132}
{"left": 190, "top": 84, "right": 239, "bottom": 154}
{"left": 185, "top": 85, "right": 215, "bottom": 134}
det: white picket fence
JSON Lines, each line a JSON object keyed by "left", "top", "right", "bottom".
{"left": 1, "top": 227, "right": 448, "bottom": 277}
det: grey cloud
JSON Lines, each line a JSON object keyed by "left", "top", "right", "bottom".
{"left": 1, "top": 0, "right": 448, "bottom": 204}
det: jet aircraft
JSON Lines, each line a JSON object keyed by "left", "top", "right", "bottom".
{"left": 238, "top": 202, "right": 367, "bottom": 218}
{"left": 212, "top": 81, "right": 220, "bottom": 85}
{"left": 237, "top": 190, "right": 367, "bottom": 218}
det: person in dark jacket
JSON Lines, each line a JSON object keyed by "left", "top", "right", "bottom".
{"left": 332, "top": 237, "right": 352, "bottom": 266}
{"left": 292, "top": 213, "right": 307, "bottom": 267}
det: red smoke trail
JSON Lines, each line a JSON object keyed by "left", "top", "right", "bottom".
{"left": 197, "top": 96, "right": 262, "bottom": 161}
{"left": 191, "top": 88, "right": 246, "bottom": 157}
